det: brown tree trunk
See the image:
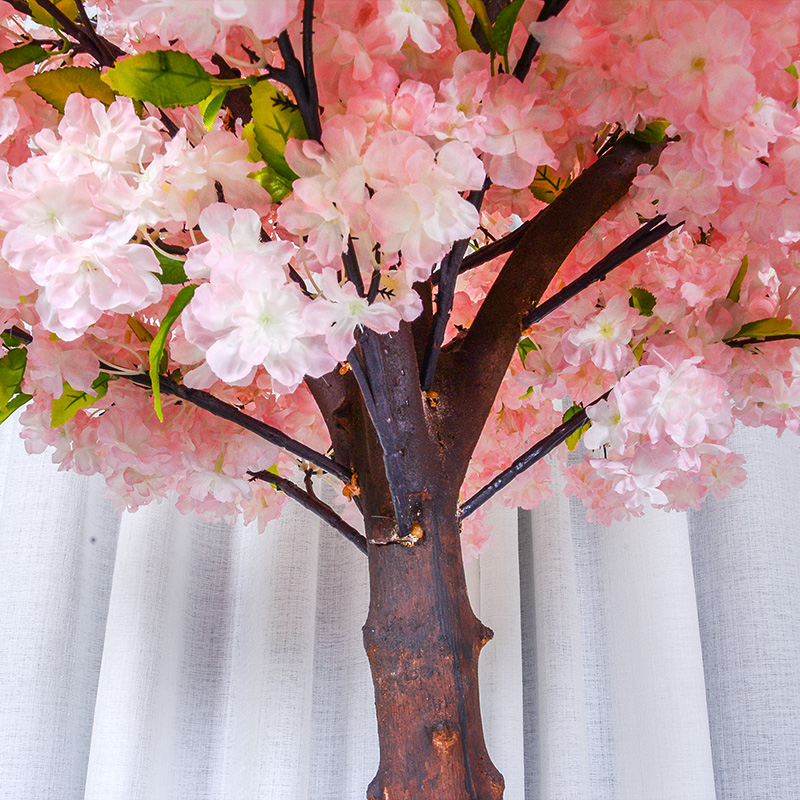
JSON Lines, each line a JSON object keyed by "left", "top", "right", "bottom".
{"left": 309, "top": 326, "right": 504, "bottom": 798}
{"left": 363, "top": 491, "right": 504, "bottom": 800}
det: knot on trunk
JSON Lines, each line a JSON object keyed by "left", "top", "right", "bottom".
{"left": 431, "top": 722, "right": 460, "bottom": 753}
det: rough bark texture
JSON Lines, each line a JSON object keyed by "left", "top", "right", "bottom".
{"left": 309, "top": 327, "right": 504, "bottom": 799}
{"left": 364, "top": 500, "right": 503, "bottom": 800}
{"left": 305, "top": 138, "right": 667, "bottom": 799}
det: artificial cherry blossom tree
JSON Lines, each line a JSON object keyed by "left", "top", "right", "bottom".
{"left": 2, "top": 0, "right": 800, "bottom": 796}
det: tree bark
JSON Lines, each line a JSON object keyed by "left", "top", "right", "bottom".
{"left": 308, "top": 328, "right": 504, "bottom": 798}
{"left": 363, "top": 495, "right": 503, "bottom": 800}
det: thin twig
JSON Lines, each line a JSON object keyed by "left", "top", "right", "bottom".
{"left": 275, "top": 30, "right": 322, "bottom": 142}
{"left": 421, "top": 185, "right": 488, "bottom": 390}
{"left": 513, "top": 0, "right": 573, "bottom": 80}
{"left": 249, "top": 469, "right": 367, "bottom": 554}
{"left": 460, "top": 391, "right": 608, "bottom": 518}
{"left": 343, "top": 237, "right": 365, "bottom": 296}
{"left": 521, "top": 215, "right": 680, "bottom": 328}
{"left": 726, "top": 334, "right": 800, "bottom": 348}
{"left": 11, "top": 0, "right": 123, "bottom": 65}
{"left": 420, "top": 239, "right": 470, "bottom": 391}
{"left": 301, "top": 0, "right": 322, "bottom": 141}
{"left": 459, "top": 221, "right": 531, "bottom": 275}
{"left": 73, "top": 0, "right": 117, "bottom": 65}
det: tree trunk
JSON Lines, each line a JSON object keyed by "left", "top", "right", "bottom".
{"left": 363, "top": 491, "right": 504, "bottom": 800}
{"left": 308, "top": 326, "right": 504, "bottom": 797}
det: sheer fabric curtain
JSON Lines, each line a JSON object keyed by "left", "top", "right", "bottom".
{"left": 1, "top": 415, "right": 799, "bottom": 799}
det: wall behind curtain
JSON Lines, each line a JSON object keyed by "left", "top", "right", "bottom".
{"left": 1, "top": 417, "right": 798, "bottom": 799}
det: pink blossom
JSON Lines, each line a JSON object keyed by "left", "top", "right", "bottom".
{"left": 373, "top": 0, "right": 448, "bottom": 54}
{"left": 480, "top": 75, "right": 562, "bottom": 189}
{"left": 562, "top": 295, "right": 638, "bottom": 372}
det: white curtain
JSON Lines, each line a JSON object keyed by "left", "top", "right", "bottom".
{"left": 1, "top": 417, "right": 799, "bottom": 800}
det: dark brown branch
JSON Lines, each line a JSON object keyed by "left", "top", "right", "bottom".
{"left": 436, "top": 137, "right": 667, "bottom": 477}
{"left": 301, "top": 0, "right": 322, "bottom": 141}
{"left": 10, "top": 0, "right": 124, "bottom": 65}
{"left": 248, "top": 469, "right": 367, "bottom": 554}
{"left": 522, "top": 215, "right": 680, "bottom": 327}
{"left": 349, "top": 331, "right": 419, "bottom": 535}
{"left": 420, "top": 238, "right": 470, "bottom": 391}
{"left": 122, "top": 372, "right": 351, "bottom": 482}
{"left": 276, "top": 30, "right": 322, "bottom": 142}
{"left": 460, "top": 391, "right": 608, "bottom": 518}
{"left": 726, "top": 334, "right": 800, "bottom": 348}
{"left": 73, "top": 0, "right": 119, "bottom": 65}
{"left": 343, "top": 237, "right": 365, "bottom": 296}
{"left": 513, "top": 0, "right": 573, "bottom": 80}
{"left": 459, "top": 221, "right": 531, "bottom": 274}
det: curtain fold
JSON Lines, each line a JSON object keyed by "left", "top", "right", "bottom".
{"left": 1, "top": 416, "right": 798, "bottom": 799}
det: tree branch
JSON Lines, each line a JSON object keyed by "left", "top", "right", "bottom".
{"left": 121, "top": 372, "right": 351, "bottom": 482}
{"left": 513, "top": 0, "right": 573, "bottom": 81}
{"left": 301, "top": 0, "right": 321, "bottom": 141}
{"left": 726, "top": 334, "right": 800, "bottom": 348}
{"left": 460, "top": 391, "right": 608, "bottom": 518}
{"left": 9, "top": 0, "right": 124, "bottom": 65}
{"left": 419, "top": 179, "right": 489, "bottom": 393}
{"left": 458, "top": 221, "right": 531, "bottom": 275}
{"left": 420, "top": 238, "right": 470, "bottom": 391}
{"left": 348, "top": 330, "right": 420, "bottom": 535}
{"left": 275, "top": 30, "right": 322, "bottom": 142}
{"left": 435, "top": 137, "right": 667, "bottom": 477}
{"left": 522, "top": 215, "right": 680, "bottom": 327}
{"left": 248, "top": 469, "right": 367, "bottom": 554}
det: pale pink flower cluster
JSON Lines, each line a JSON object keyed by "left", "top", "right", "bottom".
{"left": 577, "top": 358, "right": 735, "bottom": 514}
{"left": 562, "top": 294, "right": 639, "bottom": 372}
{"left": 97, "top": 0, "right": 300, "bottom": 54}
{"left": 529, "top": 1, "right": 799, "bottom": 230}
{"left": 181, "top": 205, "right": 404, "bottom": 391}
{"left": 0, "top": 95, "right": 263, "bottom": 340}
{"left": 278, "top": 114, "right": 485, "bottom": 279}
{"left": 18, "top": 380, "right": 287, "bottom": 529}
{"left": 3, "top": 0, "right": 800, "bottom": 543}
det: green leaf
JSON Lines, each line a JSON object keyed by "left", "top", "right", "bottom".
{"left": 632, "top": 340, "right": 645, "bottom": 364}
{"left": 631, "top": 119, "right": 670, "bottom": 143}
{"left": 0, "top": 43, "right": 49, "bottom": 73}
{"left": 443, "top": 0, "right": 482, "bottom": 51}
{"left": 1, "top": 331, "right": 27, "bottom": 348}
{"left": 249, "top": 163, "right": 294, "bottom": 202}
{"left": 149, "top": 284, "right": 198, "bottom": 422}
{"left": 127, "top": 316, "right": 154, "bottom": 343}
{"left": 629, "top": 287, "right": 657, "bottom": 316}
{"left": 492, "top": 0, "right": 525, "bottom": 58}
{"left": 727, "top": 255, "right": 748, "bottom": 303}
{"left": 517, "top": 336, "right": 539, "bottom": 367}
{"left": 0, "top": 391, "right": 32, "bottom": 426}
{"left": 562, "top": 402, "right": 591, "bottom": 451}
{"left": 249, "top": 81, "right": 307, "bottom": 184}
{"left": 26, "top": 67, "right": 116, "bottom": 113}
{"left": 103, "top": 51, "right": 212, "bottom": 108}
{"left": 0, "top": 347, "right": 27, "bottom": 407}
{"left": 531, "top": 165, "right": 571, "bottom": 203}
{"left": 727, "top": 317, "right": 800, "bottom": 341}
{"left": 50, "top": 373, "right": 110, "bottom": 428}
{"left": 465, "top": 0, "right": 494, "bottom": 49}
{"left": 198, "top": 86, "right": 228, "bottom": 130}
{"left": 153, "top": 250, "right": 188, "bottom": 285}
{"left": 787, "top": 63, "right": 799, "bottom": 79}
{"left": 25, "top": 0, "right": 78, "bottom": 29}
